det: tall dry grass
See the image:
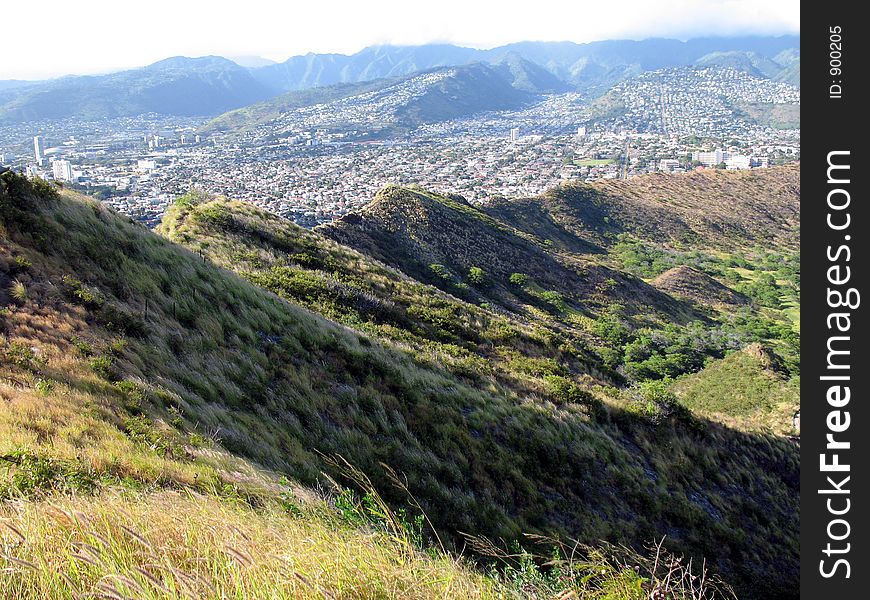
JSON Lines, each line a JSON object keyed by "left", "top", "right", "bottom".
{"left": 0, "top": 490, "right": 496, "bottom": 599}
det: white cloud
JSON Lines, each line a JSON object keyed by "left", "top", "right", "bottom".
{"left": 4, "top": 0, "right": 798, "bottom": 79}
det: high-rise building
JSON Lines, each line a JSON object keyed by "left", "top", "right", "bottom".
{"left": 52, "top": 159, "right": 73, "bottom": 182}
{"left": 510, "top": 128, "right": 520, "bottom": 142}
{"left": 33, "top": 136, "right": 45, "bottom": 165}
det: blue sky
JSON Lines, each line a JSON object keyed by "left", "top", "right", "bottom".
{"left": 5, "top": 0, "right": 798, "bottom": 79}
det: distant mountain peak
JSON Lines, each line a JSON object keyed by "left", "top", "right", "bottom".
{"left": 228, "top": 55, "right": 278, "bottom": 68}
{"left": 493, "top": 52, "right": 571, "bottom": 93}
{"left": 144, "top": 55, "right": 242, "bottom": 72}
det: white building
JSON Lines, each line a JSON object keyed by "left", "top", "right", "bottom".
{"left": 658, "top": 159, "right": 682, "bottom": 172}
{"left": 52, "top": 159, "right": 74, "bottom": 182}
{"left": 692, "top": 149, "right": 730, "bottom": 167}
{"left": 510, "top": 128, "right": 520, "bottom": 142}
{"left": 33, "top": 136, "right": 45, "bottom": 165}
{"left": 137, "top": 159, "right": 157, "bottom": 172}
{"left": 725, "top": 155, "right": 752, "bottom": 170}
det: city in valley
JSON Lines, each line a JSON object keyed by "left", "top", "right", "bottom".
{"left": 0, "top": 64, "right": 798, "bottom": 228}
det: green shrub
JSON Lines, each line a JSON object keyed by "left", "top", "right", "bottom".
{"left": 467, "top": 266, "right": 486, "bottom": 286}
{"left": 34, "top": 379, "right": 54, "bottom": 395}
{"left": 509, "top": 272, "right": 529, "bottom": 287}
{"left": 61, "top": 275, "right": 104, "bottom": 309}
{"left": 89, "top": 355, "right": 115, "bottom": 380}
{"left": 508, "top": 354, "right": 565, "bottom": 377}
{"left": 0, "top": 451, "right": 97, "bottom": 498}
{"left": 69, "top": 336, "right": 94, "bottom": 357}
{"left": 545, "top": 375, "right": 601, "bottom": 413}
{"left": 738, "top": 273, "right": 783, "bottom": 308}
{"left": 30, "top": 177, "right": 61, "bottom": 200}
{"left": 124, "top": 415, "right": 188, "bottom": 460}
{"left": 10, "top": 255, "right": 31, "bottom": 274}
{"left": 4, "top": 342, "right": 45, "bottom": 371}
{"left": 541, "top": 290, "right": 566, "bottom": 312}
{"left": 115, "top": 380, "right": 147, "bottom": 412}
{"left": 628, "top": 380, "right": 695, "bottom": 426}
{"left": 428, "top": 264, "right": 454, "bottom": 284}
{"left": 9, "top": 280, "right": 27, "bottom": 303}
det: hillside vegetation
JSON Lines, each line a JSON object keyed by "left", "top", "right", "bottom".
{"left": 2, "top": 170, "right": 798, "bottom": 598}
{"left": 321, "top": 184, "right": 695, "bottom": 326}
{"left": 672, "top": 344, "right": 799, "bottom": 435}
{"left": 482, "top": 165, "right": 800, "bottom": 252}
{"left": 321, "top": 168, "right": 800, "bottom": 384}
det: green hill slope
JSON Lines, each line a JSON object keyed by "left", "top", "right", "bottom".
{"left": 672, "top": 344, "right": 799, "bottom": 435}
{"left": 483, "top": 165, "right": 800, "bottom": 252}
{"left": 320, "top": 185, "right": 696, "bottom": 325}
{"left": 318, "top": 170, "right": 800, "bottom": 389}
{"left": 157, "top": 193, "right": 611, "bottom": 390}
{"left": 1, "top": 172, "right": 798, "bottom": 598}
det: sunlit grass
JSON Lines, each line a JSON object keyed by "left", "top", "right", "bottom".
{"left": 0, "top": 491, "right": 497, "bottom": 599}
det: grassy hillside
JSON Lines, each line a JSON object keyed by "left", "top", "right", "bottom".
{"left": 482, "top": 165, "right": 800, "bottom": 252}
{"left": 157, "top": 193, "right": 612, "bottom": 394}
{"left": 733, "top": 102, "right": 800, "bottom": 130}
{"left": 1, "top": 491, "right": 498, "bottom": 599}
{"left": 1, "top": 172, "right": 798, "bottom": 598}
{"left": 320, "top": 184, "right": 696, "bottom": 327}
{"left": 672, "top": 344, "right": 799, "bottom": 436}
{"left": 320, "top": 173, "right": 800, "bottom": 394}
{"left": 651, "top": 266, "right": 749, "bottom": 308}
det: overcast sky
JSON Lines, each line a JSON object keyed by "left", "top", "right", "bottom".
{"left": 5, "top": 0, "right": 799, "bottom": 80}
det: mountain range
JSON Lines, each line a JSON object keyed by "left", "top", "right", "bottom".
{"left": 0, "top": 36, "right": 799, "bottom": 123}
{"left": 247, "top": 36, "right": 799, "bottom": 92}
{"left": 0, "top": 56, "right": 275, "bottom": 123}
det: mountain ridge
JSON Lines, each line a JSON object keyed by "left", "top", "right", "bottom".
{"left": 0, "top": 56, "right": 275, "bottom": 122}
{"left": 0, "top": 36, "right": 800, "bottom": 123}
{"left": 201, "top": 62, "right": 537, "bottom": 135}
{"left": 481, "top": 165, "right": 800, "bottom": 251}
{"left": 319, "top": 184, "right": 697, "bottom": 324}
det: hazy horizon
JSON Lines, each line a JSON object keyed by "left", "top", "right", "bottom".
{"left": 3, "top": 0, "right": 798, "bottom": 80}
